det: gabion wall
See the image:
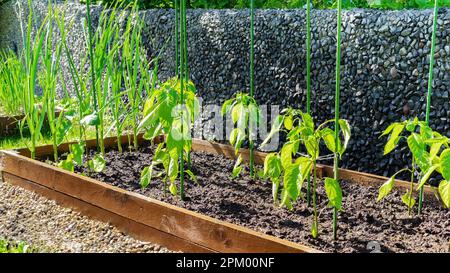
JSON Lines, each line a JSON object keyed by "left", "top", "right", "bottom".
{"left": 2, "top": 0, "right": 450, "bottom": 178}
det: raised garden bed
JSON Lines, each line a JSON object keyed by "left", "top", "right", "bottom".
{"left": 1, "top": 135, "right": 448, "bottom": 253}
{"left": 0, "top": 109, "right": 61, "bottom": 136}
{"left": 0, "top": 113, "right": 25, "bottom": 136}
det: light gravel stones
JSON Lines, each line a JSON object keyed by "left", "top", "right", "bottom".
{"left": 2, "top": 0, "right": 450, "bottom": 179}
{"left": 0, "top": 181, "right": 175, "bottom": 253}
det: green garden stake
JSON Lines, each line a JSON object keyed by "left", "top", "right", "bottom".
{"left": 420, "top": 0, "right": 439, "bottom": 215}
{"left": 306, "top": 0, "right": 312, "bottom": 207}
{"left": 179, "top": 0, "right": 187, "bottom": 200}
{"left": 85, "top": 0, "right": 100, "bottom": 152}
{"left": 249, "top": 0, "right": 256, "bottom": 178}
{"left": 175, "top": 0, "right": 179, "bottom": 77}
{"left": 333, "top": 0, "right": 343, "bottom": 240}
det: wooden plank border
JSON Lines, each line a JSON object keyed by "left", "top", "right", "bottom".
{"left": 0, "top": 134, "right": 437, "bottom": 253}
{"left": 0, "top": 146, "right": 320, "bottom": 253}
{"left": 0, "top": 114, "right": 24, "bottom": 136}
{"left": 2, "top": 172, "right": 212, "bottom": 253}
{"left": 0, "top": 110, "right": 62, "bottom": 137}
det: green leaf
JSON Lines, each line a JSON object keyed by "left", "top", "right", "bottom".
{"left": 169, "top": 182, "right": 178, "bottom": 196}
{"left": 440, "top": 149, "right": 450, "bottom": 181}
{"left": 283, "top": 163, "right": 300, "bottom": 201}
{"left": 272, "top": 181, "right": 280, "bottom": 204}
{"left": 284, "top": 115, "right": 293, "bottom": 130}
{"left": 248, "top": 103, "right": 260, "bottom": 127}
{"left": 231, "top": 103, "right": 243, "bottom": 124}
{"left": 261, "top": 115, "right": 284, "bottom": 148}
{"left": 280, "top": 189, "right": 293, "bottom": 210}
{"left": 405, "top": 119, "right": 418, "bottom": 132}
{"left": 80, "top": 112, "right": 100, "bottom": 126}
{"left": 438, "top": 180, "right": 450, "bottom": 208}
{"left": 140, "top": 165, "right": 153, "bottom": 188}
{"left": 88, "top": 154, "right": 106, "bottom": 173}
{"left": 384, "top": 124, "right": 404, "bottom": 155}
{"left": 55, "top": 118, "right": 72, "bottom": 146}
{"left": 339, "top": 119, "right": 351, "bottom": 155}
{"left": 70, "top": 143, "right": 84, "bottom": 166}
{"left": 417, "top": 164, "right": 439, "bottom": 190}
{"left": 280, "top": 142, "right": 294, "bottom": 169}
{"left": 168, "top": 157, "right": 179, "bottom": 182}
{"left": 430, "top": 142, "right": 443, "bottom": 159}
{"left": 232, "top": 155, "right": 243, "bottom": 179}
{"left": 296, "top": 157, "right": 312, "bottom": 190}
{"left": 300, "top": 112, "right": 314, "bottom": 130}
{"left": 304, "top": 136, "right": 319, "bottom": 159}
{"left": 321, "top": 128, "right": 336, "bottom": 153}
{"left": 377, "top": 176, "right": 395, "bottom": 202}
{"left": 420, "top": 125, "right": 433, "bottom": 139}
{"left": 221, "top": 98, "right": 234, "bottom": 116}
{"left": 380, "top": 123, "right": 397, "bottom": 137}
{"left": 185, "top": 169, "right": 199, "bottom": 186}
{"left": 324, "top": 178, "right": 343, "bottom": 211}
{"left": 408, "top": 133, "right": 431, "bottom": 172}
{"left": 401, "top": 191, "right": 416, "bottom": 209}
{"left": 58, "top": 154, "right": 74, "bottom": 172}
{"left": 263, "top": 153, "right": 282, "bottom": 181}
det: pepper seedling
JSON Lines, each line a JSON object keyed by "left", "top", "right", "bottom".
{"left": 261, "top": 108, "right": 351, "bottom": 238}
{"left": 139, "top": 78, "right": 199, "bottom": 197}
{"left": 222, "top": 92, "right": 261, "bottom": 178}
{"left": 378, "top": 118, "right": 449, "bottom": 213}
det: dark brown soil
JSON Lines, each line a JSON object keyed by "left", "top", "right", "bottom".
{"left": 63, "top": 144, "right": 450, "bottom": 253}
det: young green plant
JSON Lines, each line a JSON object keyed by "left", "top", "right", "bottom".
{"left": 139, "top": 78, "right": 199, "bottom": 198}
{"left": 222, "top": 92, "right": 261, "bottom": 178}
{"left": 261, "top": 109, "right": 351, "bottom": 238}
{"left": 378, "top": 118, "right": 449, "bottom": 214}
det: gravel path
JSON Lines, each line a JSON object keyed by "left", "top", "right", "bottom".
{"left": 0, "top": 181, "right": 175, "bottom": 253}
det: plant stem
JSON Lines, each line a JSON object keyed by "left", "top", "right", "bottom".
{"left": 307, "top": 177, "right": 311, "bottom": 207}
{"left": 420, "top": 0, "right": 439, "bottom": 215}
{"left": 249, "top": 0, "right": 255, "bottom": 177}
{"left": 312, "top": 159, "right": 318, "bottom": 237}
{"left": 333, "top": 0, "right": 343, "bottom": 241}
{"left": 409, "top": 156, "right": 415, "bottom": 216}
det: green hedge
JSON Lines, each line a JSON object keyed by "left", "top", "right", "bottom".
{"left": 83, "top": 0, "right": 450, "bottom": 9}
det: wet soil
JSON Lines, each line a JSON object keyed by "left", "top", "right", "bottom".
{"left": 57, "top": 144, "right": 449, "bottom": 253}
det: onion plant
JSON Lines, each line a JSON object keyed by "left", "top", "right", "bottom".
{"left": 0, "top": 51, "right": 23, "bottom": 116}
{"left": 84, "top": 2, "right": 123, "bottom": 156}
{"left": 40, "top": 1, "right": 75, "bottom": 162}
{"left": 261, "top": 109, "right": 351, "bottom": 238}
{"left": 18, "top": 0, "right": 48, "bottom": 159}
{"left": 121, "top": 4, "right": 149, "bottom": 151}
{"left": 139, "top": 78, "right": 200, "bottom": 197}
{"left": 378, "top": 118, "right": 450, "bottom": 212}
